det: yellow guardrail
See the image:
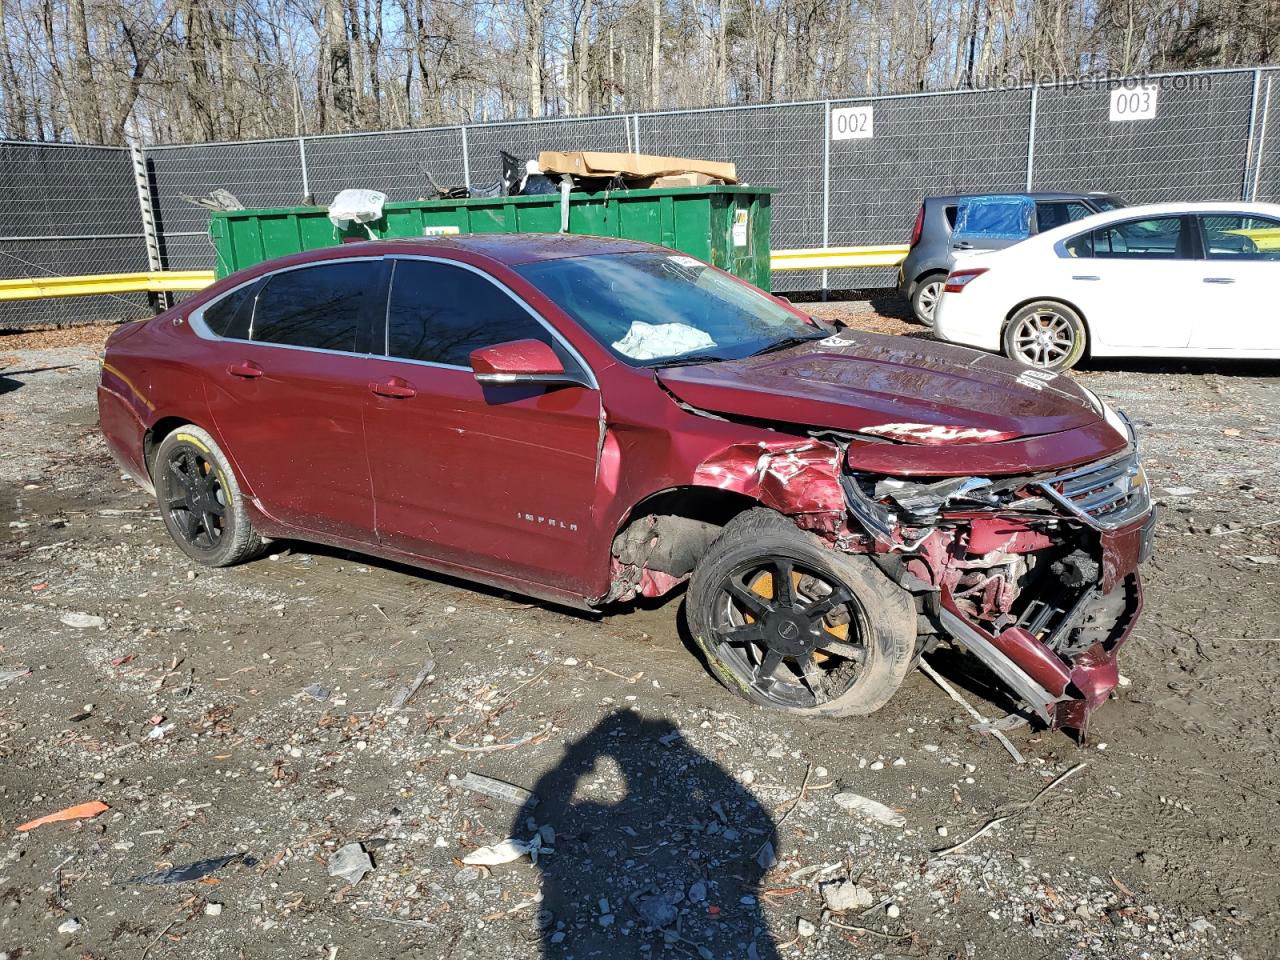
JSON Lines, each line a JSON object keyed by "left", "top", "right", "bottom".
{"left": 770, "top": 244, "right": 910, "bottom": 271}
{"left": 1, "top": 245, "right": 907, "bottom": 305}
{"left": 0, "top": 270, "right": 216, "bottom": 302}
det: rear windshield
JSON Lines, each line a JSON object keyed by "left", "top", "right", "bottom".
{"left": 515, "top": 252, "right": 822, "bottom": 367}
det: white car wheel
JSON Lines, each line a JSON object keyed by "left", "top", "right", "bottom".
{"left": 1002, "top": 301, "right": 1087, "bottom": 371}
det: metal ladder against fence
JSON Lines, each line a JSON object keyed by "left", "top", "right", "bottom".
{"left": 2, "top": 65, "right": 1279, "bottom": 328}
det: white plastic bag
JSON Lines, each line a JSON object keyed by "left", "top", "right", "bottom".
{"left": 328, "top": 189, "right": 387, "bottom": 234}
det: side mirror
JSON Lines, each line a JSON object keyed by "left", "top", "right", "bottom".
{"left": 469, "top": 338, "right": 588, "bottom": 387}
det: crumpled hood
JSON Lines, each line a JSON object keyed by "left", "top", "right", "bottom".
{"left": 656, "top": 331, "right": 1104, "bottom": 442}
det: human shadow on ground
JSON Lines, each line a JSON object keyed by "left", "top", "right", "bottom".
{"left": 515, "top": 709, "right": 781, "bottom": 959}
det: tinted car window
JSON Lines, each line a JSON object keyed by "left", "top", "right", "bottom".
{"left": 1036, "top": 201, "right": 1093, "bottom": 232}
{"left": 1201, "top": 214, "right": 1280, "bottom": 260}
{"left": 385, "top": 260, "right": 551, "bottom": 366}
{"left": 1068, "top": 216, "right": 1185, "bottom": 259}
{"left": 251, "top": 261, "right": 380, "bottom": 351}
{"left": 201, "top": 279, "right": 259, "bottom": 340}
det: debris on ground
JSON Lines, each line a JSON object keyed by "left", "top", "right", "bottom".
{"left": 17, "top": 800, "right": 109, "bottom": 832}
{"left": 460, "top": 835, "right": 545, "bottom": 866}
{"left": 58, "top": 611, "right": 104, "bottom": 629}
{"left": 387, "top": 658, "right": 434, "bottom": 712}
{"left": 820, "top": 879, "right": 875, "bottom": 912}
{"left": 327, "top": 843, "right": 374, "bottom": 885}
{"left": 129, "top": 852, "right": 255, "bottom": 885}
{"left": 455, "top": 771, "right": 539, "bottom": 808}
{"left": 832, "top": 791, "right": 906, "bottom": 828}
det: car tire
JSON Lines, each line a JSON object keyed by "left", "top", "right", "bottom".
{"left": 686, "top": 509, "right": 917, "bottom": 717}
{"left": 1002, "top": 300, "right": 1088, "bottom": 371}
{"left": 153, "top": 425, "right": 266, "bottom": 567}
{"left": 911, "top": 274, "right": 946, "bottom": 326}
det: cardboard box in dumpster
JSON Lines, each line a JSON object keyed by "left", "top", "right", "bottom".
{"left": 537, "top": 151, "right": 738, "bottom": 184}
{"left": 648, "top": 172, "right": 724, "bottom": 187}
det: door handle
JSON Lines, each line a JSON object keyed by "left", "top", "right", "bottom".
{"left": 952, "top": 241, "right": 974, "bottom": 250}
{"left": 226, "top": 360, "right": 263, "bottom": 379}
{"left": 370, "top": 377, "right": 416, "bottom": 399}
{"left": 1071, "top": 275, "right": 1100, "bottom": 281}
{"left": 1203, "top": 277, "right": 1235, "bottom": 284}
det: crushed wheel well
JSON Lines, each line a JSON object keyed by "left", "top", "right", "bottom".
{"left": 606, "top": 487, "right": 761, "bottom": 602}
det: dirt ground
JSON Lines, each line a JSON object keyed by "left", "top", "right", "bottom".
{"left": 1, "top": 307, "right": 1278, "bottom": 960}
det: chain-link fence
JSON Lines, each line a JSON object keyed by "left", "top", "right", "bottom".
{"left": 0, "top": 141, "right": 151, "bottom": 329}
{"left": 4, "top": 66, "right": 1280, "bottom": 329}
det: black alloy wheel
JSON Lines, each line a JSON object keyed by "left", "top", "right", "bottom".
{"left": 161, "top": 446, "right": 228, "bottom": 550}
{"left": 709, "top": 556, "right": 870, "bottom": 709}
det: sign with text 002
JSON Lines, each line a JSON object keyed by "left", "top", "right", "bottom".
{"left": 1109, "top": 84, "right": 1159, "bottom": 121}
{"left": 831, "top": 105, "right": 873, "bottom": 140}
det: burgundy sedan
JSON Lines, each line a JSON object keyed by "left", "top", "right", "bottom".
{"left": 98, "top": 234, "right": 1153, "bottom": 735}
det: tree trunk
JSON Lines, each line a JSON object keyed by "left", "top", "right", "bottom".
{"left": 649, "top": 0, "right": 661, "bottom": 109}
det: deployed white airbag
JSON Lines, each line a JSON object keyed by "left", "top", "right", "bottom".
{"left": 612, "top": 321, "right": 716, "bottom": 361}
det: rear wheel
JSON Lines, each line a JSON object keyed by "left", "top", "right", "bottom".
{"left": 153, "top": 425, "right": 264, "bottom": 567}
{"left": 911, "top": 275, "right": 946, "bottom": 326}
{"left": 1002, "top": 301, "right": 1087, "bottom": 371}
{"left": 687, "top": 510, "right": 916, "bottom": 717}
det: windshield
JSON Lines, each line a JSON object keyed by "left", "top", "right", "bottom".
{"left": 515, "top": 251, "right": 822, "bottom": 367}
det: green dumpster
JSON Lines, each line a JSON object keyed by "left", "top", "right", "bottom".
{"left": 208, "top": 185, "right": 775, "bottom": 290}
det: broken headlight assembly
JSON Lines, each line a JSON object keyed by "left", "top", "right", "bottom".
{"left": 838, "top": 468, "right": 1056, "bottom": 546}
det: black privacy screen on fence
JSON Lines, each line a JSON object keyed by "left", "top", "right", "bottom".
{"left": 0, "top": 142, "right": 150, "bottom": 329}
{"left": 827, "top": 88, "right": 1033, "bottom": 289}
{"left": 1030, "top": 71, "right": 1257, "bottom": 201}
{"left": 640, "top": 102, "right": 826, "bottom": 291}
{"left": 3, "top": 66, "right": 1279, "bottom": 328}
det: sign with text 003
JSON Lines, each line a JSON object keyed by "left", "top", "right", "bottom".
{"left": 1109, "top": 84, "right": 1159, "bottom": 121}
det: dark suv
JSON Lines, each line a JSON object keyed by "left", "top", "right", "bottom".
{"left": 898, "top": 191, "right": 1126, "bottom": 324}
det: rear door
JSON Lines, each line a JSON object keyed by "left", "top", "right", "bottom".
{"left": 1188, "top": 212, "right": 1280, "bottom": 352}
{"left": 199, "top": 257, "right": 388, "bottom": 542}
{"left": 362, "top": 256, "right": 603, "bottom": 594}
{"left": 951, "top": 195, "right": 1034, "bottom": 254}
{"left": 1057, "top": 214, "right": 1197, "bottom": 350}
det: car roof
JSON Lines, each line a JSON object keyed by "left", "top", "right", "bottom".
{"left": 1023, "top": 199, "right": 1280, "bottom": 247}
{"left": 347, "top": 232, "right": 656, "bottom": 265}
{"left": 925, "top": 191, "right": 1118, "bottom": 205}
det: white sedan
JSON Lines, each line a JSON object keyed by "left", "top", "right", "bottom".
{"left": 933, "top": 201, "right": 1280, "bottom": 370}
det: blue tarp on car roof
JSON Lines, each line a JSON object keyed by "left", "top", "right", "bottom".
{"left": 953, "top": 195, "right": 1034, "bottom": 241}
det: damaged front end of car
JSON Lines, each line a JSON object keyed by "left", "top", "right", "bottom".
{"left": 841, "top": 439, "right": 1154, "bottom": 739}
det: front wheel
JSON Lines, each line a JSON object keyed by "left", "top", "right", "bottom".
{"left": 1002, "top": 301, "right": 1087, "bottom": 371}
{"left": 686, "top": 510, "right": 917, "bottom": 717}
{"left": 153, "top": 425, "right": 265, "bottom": 566}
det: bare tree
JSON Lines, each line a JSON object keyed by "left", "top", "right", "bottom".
{"left": 1, "top": 0, "right": 1276, "bottom": 145}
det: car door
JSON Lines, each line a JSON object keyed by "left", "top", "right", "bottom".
{"left": 1056, "top": 214, "right": 1197, "bottom": 350}
{"left": 1188, "top": 212, "right": 1280, "bottom": 352}
{"left": 951, "top": 195, "right": 1034, "bottom": 255}
{"left": 362, "top": 255, "right": 603, "bottom": 595}
{"left": 199, "top": 257, "right": 388, "bottom": 542}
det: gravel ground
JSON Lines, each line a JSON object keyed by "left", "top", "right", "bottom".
{"left": 1, "top": 309, "right": 1278, "bottom": 960}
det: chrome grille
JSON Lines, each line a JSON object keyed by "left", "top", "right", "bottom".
{"left": 1039, "top": 450, "right": 1152, "bottom": 530}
